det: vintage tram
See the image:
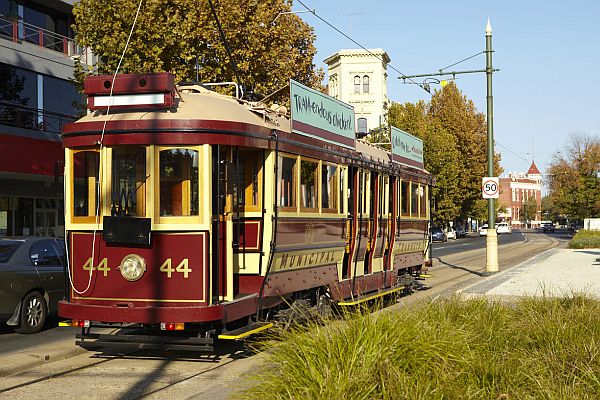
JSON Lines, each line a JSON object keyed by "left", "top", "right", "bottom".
{"left": 58, "top": 73, "right": 432, "bottom": 350}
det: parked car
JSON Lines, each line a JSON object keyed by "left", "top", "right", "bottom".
{"left": 430, "top": 226, "right": 447, "bottom": 242}
{"left": 479, "top": 224, "right": 488, "bottom": 237}
{"left": 0, "top": 237, "right": 65, "bottom": 333}
{"left": 497, "top": 222, "right": 512, "bottom": 234}
{"left": 542, "top": 222, "right": 555, "bottom": 233}
{"left": 446, "top": 227, "right": 457, "bottom": 240}
{"left": 455, "top": 226, "right": 467, "bottom": 238}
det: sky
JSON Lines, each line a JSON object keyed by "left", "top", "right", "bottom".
{"left": 295, "top": 0, "right": 600, "bottom": 178}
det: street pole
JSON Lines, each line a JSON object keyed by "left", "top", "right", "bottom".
{"left": 485, "top": 18, "right": 499, "bottom": 275}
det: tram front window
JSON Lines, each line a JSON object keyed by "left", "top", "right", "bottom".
{"left": 159, "top": 149, "right": 199, "bottom": 216}
{"left": 72, "top": 150, "right": 99, "bottom": 219}
{"left": 111, "top": 147, "right": 146, "bottom": 216}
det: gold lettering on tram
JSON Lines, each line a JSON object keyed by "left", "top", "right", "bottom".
{"left": 80, "top": 258, "right": 192, "bottom": 278}
{"left": 82, "top": 257, "right": 110, "bottom": 277}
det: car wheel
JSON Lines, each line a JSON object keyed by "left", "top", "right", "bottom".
{"left": 14, "top": 291, "right": 47, "bottom": 334}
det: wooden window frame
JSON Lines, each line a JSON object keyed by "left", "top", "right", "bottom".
{"left": 277, "top": 153, "right": 298, "bottom": 213}
{"left": 70, "top": 148, "right": 101, "bottom": 224}
{"left": 400, "top": 180, "right": 410, "bottom": 217}
{"left": 109, "top": 145, "right": 149, "bottom": 218}
{"left": 154, "top": 145, "right": 201, "bottom": 225}
{"left": 321, "top": 162, "right": 338, "bottom": 214}
{"left": 235, "top": 149, "right": 263, "bottom": 213}
{"left": 299, "top": 157, "right": 319, "bottom": 213}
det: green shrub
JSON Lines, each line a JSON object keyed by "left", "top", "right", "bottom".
{"left": 569, "top": 229, "right": 600, "bottom": 249}
{"left": 242, "top": 295, "right": 600, "bottom": 400}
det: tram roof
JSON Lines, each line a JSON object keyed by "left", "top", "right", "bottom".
{"left": 72, "top": 84, "right": 291, "bottom": 133}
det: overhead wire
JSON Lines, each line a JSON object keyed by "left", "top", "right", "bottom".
{"left": 65, "top": 0, "right": 145, "bottom": 296}
{"left": 295, "top": 0, "right": 431, "bottom": 95}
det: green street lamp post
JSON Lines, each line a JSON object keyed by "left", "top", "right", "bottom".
{"left": 397, "top": 19, "right": 500, "bottom": 274}
{"left": 484, "top": 18, "right": 498, "bottom": 275}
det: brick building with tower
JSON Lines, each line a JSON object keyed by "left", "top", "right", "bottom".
{"left": 498, "top": 162, "right": 543, "bottom": 228}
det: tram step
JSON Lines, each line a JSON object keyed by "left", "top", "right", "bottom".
{"left": 337, "top": 285, "right": 405, "bottom": 306}
{"left": 218, "top": 322, "right": 273, "bottom": 340}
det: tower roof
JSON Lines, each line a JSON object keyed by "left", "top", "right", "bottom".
{"left": 527, "top": 161, "right": 541, "bottom": 175}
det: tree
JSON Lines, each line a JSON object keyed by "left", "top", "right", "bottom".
{"left": 72, "top": 0, "right": 323, "bottom": 101}
{"left": 387, "top": 101, "right": 461, "bottom": 225}
{"left": 428, "top": 82, "right": 502, "bottom": 222}
{"left": 385, "top": 83, "right": 501, "bottom": 225}
{"left": 547, "top": 134, "right": 600, "bottom": 220}
{"left": 520, "top": 198, "right": 538, "bottom": 227}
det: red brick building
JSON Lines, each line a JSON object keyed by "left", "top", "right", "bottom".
{"left": 498, "top": 162, "right": 543, "bottom": 228}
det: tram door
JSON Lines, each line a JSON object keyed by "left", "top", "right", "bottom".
{"left": 212, "top": 146, "right": 234, "bottom": 302}
{"left": 349, "top": 169, "right": 371, "bottom": 279}
{"left": 212, "top": 146, "right": 264, "bottom": 303}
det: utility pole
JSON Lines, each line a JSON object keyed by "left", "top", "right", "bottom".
{"left": 398, "top": 19, "right": 499, "bottom": 274}
{"left": 484, "top": 18, "right": 498, "bottom": 275}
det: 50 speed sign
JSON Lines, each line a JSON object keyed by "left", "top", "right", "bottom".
{"left": 482, "top": 177, "right": 499, "bottom": 199}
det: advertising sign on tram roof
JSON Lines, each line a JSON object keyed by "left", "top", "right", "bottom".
{"left": 290, "top": 79, "right": 355, "bottom": 149}
{"left": 391, "top": 126, "right": 424, "bottom": 169}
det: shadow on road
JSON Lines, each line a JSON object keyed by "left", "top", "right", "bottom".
{"left": 434, "top": 257, "right": 483, "bottom": 277}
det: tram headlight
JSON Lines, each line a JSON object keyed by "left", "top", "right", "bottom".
{"left": 119, "top": 254, "right": 146, "bottom": 282}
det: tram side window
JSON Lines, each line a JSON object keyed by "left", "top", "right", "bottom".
{"left": 278, "top": 155, "right": 296, "bottom": 210}
{"left": 111, "top": 147, "right": 146, "bottom": 216}
{"left": 411, "top": 183, "right": 419, "bottom": 217}
{"left": 400, "top": 181, "right": 410, "bottom": 216}
{"left": 420, "top": 185, "right": 427, "bottom": 218}
{"left": 339, "top": 167, "right": 345, "bottom": 214}
{"left": 234, "top": 149, "right": 262, "bottom": 212}
{"left": 159, "top": 149, "right": 199, "bottom": 216}
{"left": 321, "top": 164, "right": 337, "bottom": 212}
{"left": 300, "top": 159, "right": 318, "bottom": 211}
{"left": 73, "top": 151, "right": 99, "bottom": 218}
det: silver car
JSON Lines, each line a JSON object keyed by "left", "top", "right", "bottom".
{"left": 0, "top": 238, "right": 66, "bottom": 333}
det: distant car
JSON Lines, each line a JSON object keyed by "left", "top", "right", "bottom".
{"left": 455, "top": 226, "right": 467, "bottom": 238}
{"left": 542, "top": 223, "right": 555, "bottom": 233}
{"left": 497, "top": 222, "right": 512, "bottom": 234}
{"left": 430, "top": 227, "right": 447, "bottom": 242}
{"left": 446, "top": 227, "right": 457, "bottom": 240}
{"left": 0, "top": 237, "right": 65, "bottom": 333}
{"left": 479, "top": 225, "right": 488, "bottom": 237}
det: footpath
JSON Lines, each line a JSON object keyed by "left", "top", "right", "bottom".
{"left": 459, "top": 247, "right": 600, "bottom": 300}
{"left": 1, "top": 247, "right": 599, "bottom": 379}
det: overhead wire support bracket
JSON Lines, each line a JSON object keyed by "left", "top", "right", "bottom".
{"left": 398, "top": 68, "right": 500, "bottom": 82}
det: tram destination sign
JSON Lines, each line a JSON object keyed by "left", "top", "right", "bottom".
{"left": 290, "top": 79, "right": 355, "bottom": 149}
{"left": 390, "top": 126, "right": 424, "bottom": 169}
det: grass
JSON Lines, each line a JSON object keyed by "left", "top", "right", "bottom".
{"left": 569, "top": 229, "right": 600, "bottom": 249}
{"left": 241, "top": 295, "right": 600, "bottom": 400}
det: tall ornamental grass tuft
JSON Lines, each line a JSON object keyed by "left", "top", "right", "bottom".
{"left": 242, "top": 295, "right": 600, "bottom": 400}
{"left": 569, "top": 229, "right": 600, "bottom": 249}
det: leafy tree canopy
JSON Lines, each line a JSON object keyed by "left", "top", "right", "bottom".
{"left": 547, "top": 134, "right": 600, "bottom": 220}
{"left": 386, "top": 82, "right": 501, "bottom": 225}
{"left": 72, "top": 0, "right": 323, "bottom": 100}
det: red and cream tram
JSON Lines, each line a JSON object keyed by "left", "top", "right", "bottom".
{"left": 58, "top": 73, "right": 432, "bottom": 350}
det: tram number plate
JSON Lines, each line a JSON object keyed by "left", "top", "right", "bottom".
{"left": 81, "top": 257, "right": 192, "bottom": 279}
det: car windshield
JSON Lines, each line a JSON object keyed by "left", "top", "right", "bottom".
{"left": 0, "top": 241, "right": 22, "bottom": 263}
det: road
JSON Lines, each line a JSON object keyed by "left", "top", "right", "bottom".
{"left": 0, "top": 229, "right": 570, "bottom": 400}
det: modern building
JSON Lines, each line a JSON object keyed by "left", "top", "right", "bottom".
{"left": 498, "top": 162, "right": 543, "bottom": 228}
{"left": 0, "top": 0, "right": 93, "bottom": 237}
{"left": 323, "top": 49, "right": 390, "bottom": 135}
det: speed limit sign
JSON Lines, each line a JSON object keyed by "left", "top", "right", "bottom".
{"left": 482, "top": 177, "right": 499, "bottom": 199}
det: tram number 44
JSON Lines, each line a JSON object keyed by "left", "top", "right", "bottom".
{"left": 82, "top": 258, "right": 192, "bottom": 279}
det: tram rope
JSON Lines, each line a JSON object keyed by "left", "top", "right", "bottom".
{"left": 65, "top": 0, "right": 145, "bottom": 295}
